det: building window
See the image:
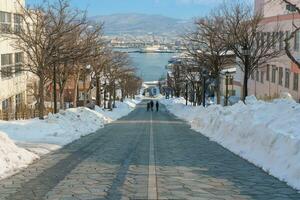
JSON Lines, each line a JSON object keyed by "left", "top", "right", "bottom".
{"left": 256, "top": 32, "right": 260, "bottom": 48}
{"left": 15, "top": 52, "right": 23, "bottom": 75}
{"left": 14, "top": 14, "right": 22, "bottom": 33}
{"left": 266, "top": 65, "right": 270, "bottom": 81}
{"left": 279, "top": 31, "right": 284, "bottom": 50}
{"left": 1, "top": 54, "right": 13, "bottom": 79}
{"left": 0, "top": 11, "right": 12, "bottom": 33}
{"left": 2, "top": 99, "right": 9, "bottom": 111}
{"left": 279, "top": 67, "right": 283, "bottom": 85}
{"left": 15, "top": 93, "right": 23, "bottom": 111}
{"left": 272, "top": 32, "right": 276, "bottom": 49}
{"left": 261, "top": 71, "right": 264, "bottom": 83}
{"left": 286, "top": 4, "right": 297, "bottom": 12}
{"left": 285, "top": 69, "right": 290, "bottom": 88}
{"left": 271, "top": 66, "right": 277, "bottom": 83}
{"left": 293, "top": 73, "right": 299, "bottom": 91}
{"left": 267, "top": 32, "right": 271, "bottom": 47}
{"left": 261, "top": 32, "right": 265, "bottom": 48}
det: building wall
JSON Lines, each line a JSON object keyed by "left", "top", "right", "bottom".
{"left": 255, "top": 0, "right": 300, "bottom": 17}
{"left": 246, "top": 9, "right": 300, "bottom": 101}
{"left": 0, "top": 0, "right": 27, "bottom": 113}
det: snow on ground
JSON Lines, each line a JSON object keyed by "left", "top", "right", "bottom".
{"left": 0, "top": 132, "right": 39, "bottom": 179}
{"left": 161, "top": 96, "right": 300, "bottom": 190}
{"left": 0, "top": 99, "right": 140, "bottom": 179}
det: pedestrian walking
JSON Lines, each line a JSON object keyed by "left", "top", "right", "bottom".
{"left": 150, "top": 100, "right": 154, "bottom": 111}
{"left": 156, "top": 101, "right": 159, "bottom": 112}
{"left": 147, "top": 102, "right": 150, "bottom": 111}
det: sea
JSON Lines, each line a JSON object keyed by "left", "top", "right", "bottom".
{"left": 115, "top": 48, "right": 176, "bottom": 82}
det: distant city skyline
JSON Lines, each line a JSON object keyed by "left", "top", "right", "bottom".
{"left": 26, "top": 0, "right": 253, "bottom": 19}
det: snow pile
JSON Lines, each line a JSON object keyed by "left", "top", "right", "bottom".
{"left": 0, "top": 99, "right": 140, "bottom": 146}
{"left": 161, "top": 96, "right": 300, "bottom": 190}
{"left": 0, "top": 99, "right": 139, "bottom": 179}
{"left": 0, "top": 107, "right": 107, "bottom": 146}
{"left": 0, "top": 131, "right": 38, "bottom": 179}
{"left": 95, "top": 99, "right": 141, "bottom": 121}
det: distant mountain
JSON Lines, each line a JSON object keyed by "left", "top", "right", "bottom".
{"left": 90, "top": 13, "right": 193, "bottom": 36}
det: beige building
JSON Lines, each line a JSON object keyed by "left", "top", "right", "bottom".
{"left": 0, "top": 0, "right": 27, "bottom": 114}
{"left": 247, "top": 0, "right": 300, "bottom": 101}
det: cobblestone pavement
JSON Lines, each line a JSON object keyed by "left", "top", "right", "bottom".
{"left": 0, "top": 102, "right": 300, "bottom": 199}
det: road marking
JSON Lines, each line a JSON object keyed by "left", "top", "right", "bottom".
{"left": 148, "top": 113, "right": 158, "bottom": 200}
{"left": 112, "top": 120, "right": 184, "bottom": 125}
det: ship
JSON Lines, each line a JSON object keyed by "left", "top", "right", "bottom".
{"left": 139, "top": 45, "right": 175, "bottom": 53}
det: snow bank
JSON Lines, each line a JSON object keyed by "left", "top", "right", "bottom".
{"left": 95, "top": 99, "right": 140, "bottom": 122}
{"left": 0, "top": 99, "right": 140, "bottom": 146}
{"left": 0, "top": 99, "right": 139, "bottom": 179}
{"left": 161, "top": 96, "right": 300, "bottom": 190}
{"left": 0, "top": 131, "right": 38, "bottom": 179}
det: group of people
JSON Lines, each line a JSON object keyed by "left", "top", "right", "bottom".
{"left": 147, "top": 100, "right": 159, "bottom": 112}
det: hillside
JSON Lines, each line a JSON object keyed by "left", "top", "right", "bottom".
{"left": 90, "top": 13, "right": 193, "bottom": 36}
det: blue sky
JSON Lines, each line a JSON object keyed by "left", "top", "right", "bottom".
{"left": 26, "top": 0, "right": 235, "bottom": 19}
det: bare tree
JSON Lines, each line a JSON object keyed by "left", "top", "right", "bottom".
{"left": 184, "top": 13, "right": 233, "bottom": 104}
{"left": 269, "top": 1, "right": 300, "bottom": 69}
{"left": 7, "top": 0, "right": 85, "bottom": 118}
{"left": 222, "top": 2, "right": 282, "bottom": 101}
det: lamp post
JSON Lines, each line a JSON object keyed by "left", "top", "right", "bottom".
{"left": 185, "top": 78, "right": 188, "bottom": 106}
{"left": 202, "top": 69, "right": 208, "bottom": 107}
{"left": 225, "top": 71, "right": 230, "bottom": 106}
{"left": 242, "top": 47, "right": 250, "bottom": 100}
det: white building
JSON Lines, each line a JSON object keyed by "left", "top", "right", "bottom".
{"left": 247, "top": 0, "right": 300, "bottom": 101}
{"left": 0, "top": 0, "right": 27, "bottom": 114}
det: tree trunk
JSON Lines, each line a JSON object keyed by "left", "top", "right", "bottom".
{"left": 38, "top": 75, "right": 45, "bottom": 120}
{"left": 215, "top": 76, "right": 221, "bottom": 104}
{"left": 113, "top": 82, "right": 116, "bottom": 108}
{"left": 243, "top": 56, "right": 250, "bottom": 102}
{"left": 73, "top": 73, "right": 80, "bottom": 107}
{"left": 185, "top": 82, "right": 188, "bottom": 106}
{"left": 59, "top": 89, "right": 65, "bottom": 110}
{"left": 121, "top": 88, "right": 124, "bottom": 102}
{"left": 108, "top": 89, "right": 112, "bottom": 110}
{"left": 83, "top": 75, "right": 87, "bottom": 106}
{"left": 96, "top": 75, "right": 101, "bottom": 106}
{"left": 53, "top": 65, "right": 57, "bottom": 113}
{"left": 243, "top": 71, "right": 248, "bottom": 102}
{"left": 104, "top": 84, "right": 107, "bottom": 109}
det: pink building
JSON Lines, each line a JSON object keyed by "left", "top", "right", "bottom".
{"left": 248, "top": 0, "right": 300, "bottom": 101}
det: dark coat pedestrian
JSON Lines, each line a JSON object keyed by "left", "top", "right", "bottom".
{"left": 150, "top": 100, "right": 154, "bottom": 111}
{"left": 156, "top": 101, "right": 159, "bottom": 112}
{"left": 147, "top": 103, "right": 150, "bottom": 111}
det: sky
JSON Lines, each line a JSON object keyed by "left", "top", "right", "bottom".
{"left": 25, "top": 0, "right": 237, "bottom": 19}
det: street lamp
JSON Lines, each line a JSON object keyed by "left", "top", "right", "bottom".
{"left": 242, "top": 46, "right": 250, "bottom": 100}
{"left": 202, "top": 69, "right": 208, "bottom": 107}
{"left": 225, "top": 71, "right": 230, "bottom": 106}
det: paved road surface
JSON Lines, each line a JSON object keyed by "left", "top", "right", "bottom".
{"left": 1, "top": 101, "right": 300, "bottom": 200}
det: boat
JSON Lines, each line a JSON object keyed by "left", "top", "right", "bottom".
{"left": 139, "top": 45, "right": 175, "bottom": 53}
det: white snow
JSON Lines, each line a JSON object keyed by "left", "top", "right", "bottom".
{"left": 0, "top": 99, "right": 140, "bottom": 179}
{"left": 0, "top": 131, "right": 38, "bottom": 179}
{"left": 161, "top": 96, "right": 300, "bottom": 190}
